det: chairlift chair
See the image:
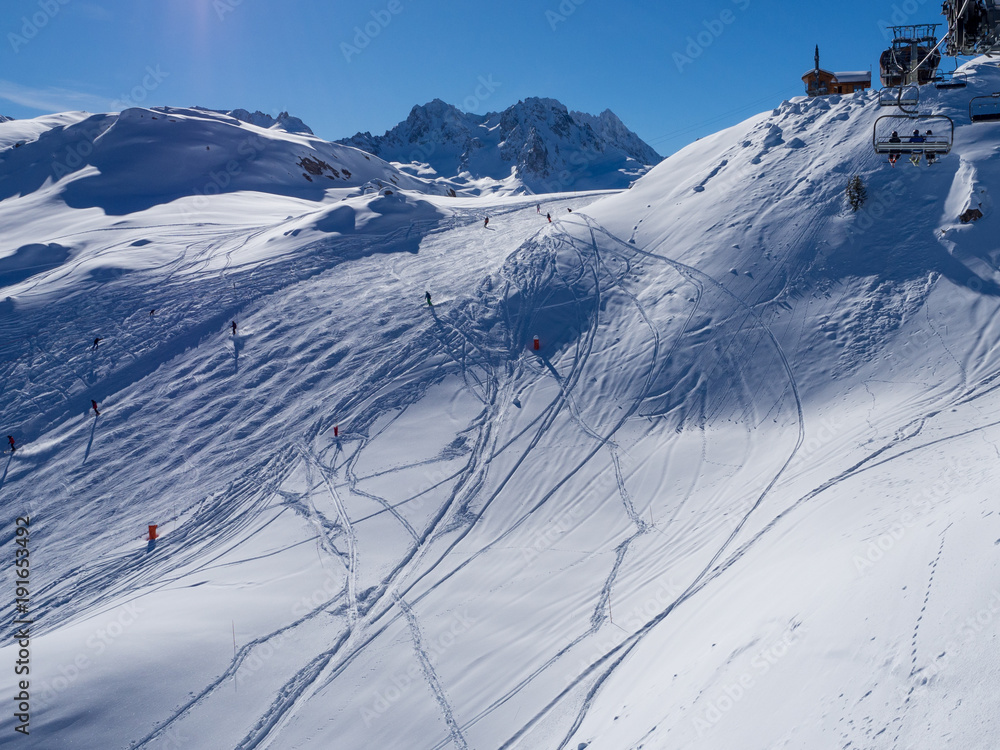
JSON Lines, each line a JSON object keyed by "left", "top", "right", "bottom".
{"left": 934, "top": 70, "right": 968, "bottom": 89}
{"left": 873, "top": 114, "right": 955, "bottom": 162}
{"left": 970, "top": 93, "right": 1000, "bottom": 122}
{"left": 878, "top": 85, "right": 920, "bottom": 108}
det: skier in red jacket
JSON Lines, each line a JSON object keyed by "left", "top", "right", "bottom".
{"left": 7, "top": 435, "right": 15, "bottom": 453}
{"left": 91, "top": 399, "right": 100, "bottom": 417}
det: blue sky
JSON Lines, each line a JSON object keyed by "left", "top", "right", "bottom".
{"left": 0, "top": 0, "right": 962, "bottom": 156}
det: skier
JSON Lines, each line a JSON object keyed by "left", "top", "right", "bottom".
{"left": 91, "top": 399, "right": 100, "bottom": 417}
{"left": 149, "top": 309, "right": 156, "bottom": 317}
{"left": 231, "top": 321, "right": 237, "bottom": 336}
{"left": 907, "top": 129, "right": 925, "bottom": 167}
{"left": 7, "top": 435, "right": 15, "bottom": 453}
{"left": 546, "top": 213, "right": 552, "bottom": 222}
{"left": 536, "top": 204, "right": 541, "bottom": 214}
{"left": 425, "top": 291, "right": 433, "bottom": 307}
{"left": 92, "top": 337, "right": 103, "bottom": 350}
{"left": 924, "top": 130, "right": 937, "bottom": 164}
{"left": 484, "top": 217, "right": 490, "bottom": 228}
{"left": 888, "top": 131, "right": 901, "bottom": 143}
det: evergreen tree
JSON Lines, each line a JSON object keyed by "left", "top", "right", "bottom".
{"left": 846, "top": 175, "right": 867, "bottom": 212}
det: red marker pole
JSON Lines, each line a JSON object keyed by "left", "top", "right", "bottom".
{"left": 148, "top": 525, "right": 158, "bottom": 541}
{"left": 533, "top": 335, "right": 540, "bottom": 351}
{"left": 334, "top": 425, "right": 339, "bottom": 438}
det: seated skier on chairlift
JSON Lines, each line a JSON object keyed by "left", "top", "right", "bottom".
{"left": 925, "top": 130, "right": 937, "bottom": 164}
{"left": 888, "top": 131, "right": 901, "bottom": 165}
{"left": 908, "top": 129, "right": 925, "bottom": 166}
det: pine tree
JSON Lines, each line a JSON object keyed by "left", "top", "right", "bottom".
{"left": 846, "top": 175, "right": 867, "bottom": 212}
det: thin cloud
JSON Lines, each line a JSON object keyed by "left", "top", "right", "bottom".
{"left": 0, "top": 80, "right": 111, "bottom": 113}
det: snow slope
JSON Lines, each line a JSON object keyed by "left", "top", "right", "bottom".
{"left": 339, "top": 97, "right": 662, "bottom": 195}
{"left": 2, "top": 58, "right": 1000, "bottom": 750}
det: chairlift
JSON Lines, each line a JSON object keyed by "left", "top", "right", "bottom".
{"left": 970, "top": 93, "right": 1000, "bottom": 122}
{"left": 873, "top": 114, "right": 954, "bottom": 163}
{"left": 944, "top": 0, "right": 1000, "bottom": 57}
{"left": 934, "top": 70, "right": 968, "bottom": 89}
{"left": 878, "top": 85, "right": 920, "bottom": 108}
{"left": 879, "top": 25, "right": 941, "bottom": 87}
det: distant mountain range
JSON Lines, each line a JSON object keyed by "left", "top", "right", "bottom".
{"left": 0, "top": 99, "right": 660, "bottom": 197}
{"left": 338, "top": 97, "right": 662, "bottom": 194}
{"left": 205, "top": 108, "right": 314, "bottom": 135}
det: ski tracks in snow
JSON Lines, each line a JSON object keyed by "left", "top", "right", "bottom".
{"left": 397, "top": 595, "right": 471, "bottom": 750}
{"left": 489, "top": 214, "right": 808, "bottom": 749}
{"left": 298, "top": 446, "right": 359, "bottom": 627}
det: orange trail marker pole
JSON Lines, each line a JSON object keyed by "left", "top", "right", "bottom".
{"left": 147, "top": 525, "right": 158, "bottom": 541}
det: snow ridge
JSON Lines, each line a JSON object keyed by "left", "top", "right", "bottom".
{"left": 214, "top": 107, "right": 314, "bottom": 135}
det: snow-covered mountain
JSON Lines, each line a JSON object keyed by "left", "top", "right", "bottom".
{"left": 3, "top": 57, "right": 1000, "bottom": 750}
{"left": 571, "top": 107, "right": 661, "bottom": 165}
{"left": 0, "top": 105, "right": 450, "bottom": 217}
{"left": 339, "top": 97, "right": 663, "bottom": 193}
{"left": 0, "top": 114, "right": 12, "bottom": 123}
